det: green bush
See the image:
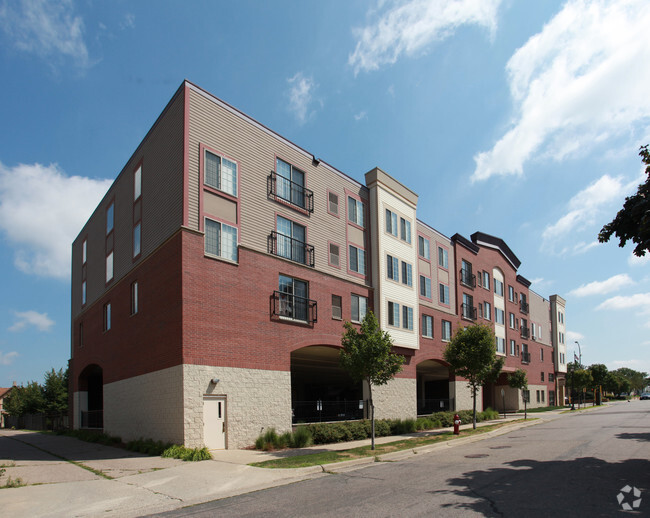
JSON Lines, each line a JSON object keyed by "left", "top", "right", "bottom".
{"left": 125, "top": 438, "right": 171, "bottom": 456}
{"left": 388, "top": 418, "right": 417, "bottom": 435}
{"left": 290, "top": 426, "right": 313, "bottom": 448}
{"left": 480, "top": 407, "right": 499, "bottom": 421}
{"left": 162, "top": 445, "right": 212, "bottom": 461}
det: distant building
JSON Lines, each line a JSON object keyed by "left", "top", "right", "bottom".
{"left": 0, "top": 384, "right": 16, "bottom": 428}
{"left": 70, "top": 81, "right": 568, "bottom": 448}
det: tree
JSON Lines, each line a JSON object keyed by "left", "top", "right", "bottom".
{"left": 613, "top": 367, "right": 648, "bottom": 394}
{"left": 340, "top": 311, "right": 405, "bottom": 450}
{"left": 589, "top": 364, "right": 609, "bottom": 389}
{"left": 443, "top": 323, "right": 504, "bottom": 429}
{"left": 4, "top": 381, "right": 45, "bottom": 416}
{"left": 572, "top": 369, "right": 593, "bottom": 408}
{"left": 43, "top": 368, "right": 68, "bottom": 413}
{"left": 598, "top": 145, "right": 650, "bottom": 257}
{"left": 508, "top": 369, "right": 529, "bottom": 419}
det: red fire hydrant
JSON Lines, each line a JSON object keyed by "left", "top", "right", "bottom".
{"left": 453, "top": 413, "right": 461, "bottom": 435}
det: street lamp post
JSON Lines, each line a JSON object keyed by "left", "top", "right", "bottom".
{"left": 574, "top": 341, "right": 583, "bottom": 408}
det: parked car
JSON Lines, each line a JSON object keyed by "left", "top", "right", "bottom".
{"left": 640, "top": 393, "right": 650, "bottom": 400}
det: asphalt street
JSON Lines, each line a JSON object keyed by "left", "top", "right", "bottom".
{"left": 152, "top": 402, "right": 650, "bottom": 518}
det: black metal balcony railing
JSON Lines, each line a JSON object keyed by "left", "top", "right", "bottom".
{"left": 292, "top": 400, "right": 364, "bottom": 424}
{"left": 521, "top": 351, "right": 531, "bottom": 364}
{"left": 520, "top": 301, "right": 529, "bottom": 314}
{"left": 268, "top": 231, "right": 315, "bottom": 267}
{"left": 268, "top": 172, "right": 314, "bottom": 212}
{"left": 80, "top": 410, "right": 103, "bottom": 429}
{"left": 272, "top": 290, "right": 317, "bottom": 324}
{"left": 520, "top": 326, "right": 530, "bottom": 339}
{"left": 461, "top": 303, "right": 477, "bottom": 321}
{"left": 460, "top": 268, "right": 476, "bottom": 288}
{"left": 417, "top": 398, "right": 454, "bottom": 415}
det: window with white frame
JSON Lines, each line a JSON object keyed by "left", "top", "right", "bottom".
{"left": 329, "top": 243, "right": 340, "bottom": 267}
{"left": 277, "top": 215, "right": 306, "bottom": 264}
{"left": 349, "top": 245, "right": 366, "bottom": 275}
{"left": 510, "top": 339, "right": 516, "bottom": 356}
{"left": 420, "top": 275, "right": 432, "bottom": 298}
{"left": 385, "top": 209, "right": 398, "bottom": 236}
{"left": 402, "top": 305, "right": 414, "bottom": 330}
{"left": 495, "top": 308, "right": 505, "bottom": 325}
{"left": 484, "top": 301, "right": 492, "bottom": 320}
{"left": 351, "top": 294, "right": 368, "bottom": 323}
{"left": 400, "top": 217, "right": 411, "bottom": 244}
{"left": 275, "top": 158, "right": 306, "bottom": 208}
{"left": 496, "top": 337, "right": 505, "bottom": 354}
{"left": 206, "top": 150, "right": 237, "bottom": 197}
{"left": 388, "top": 301, "right": 400, "bottom": 327}
{"left": 494, "top": 278, "right": 504, "bottom": 296}
{"left": 106, "top": 251, "right": 113, "bottom": 283}
{"left": 278, "top": 275, "right": 309, "bottom": 321}
{"left": 531, "top": 323, "right": 537, "bottom": 339}
{"left": 134, "top": 165, "right": 142, "bottom": 200}
{"left": 439, "top": 283, "right": 450, "bottom": 305}
{"left": 418, "top": 235, "right": 430, "bottom": 260}
{"left": 442, "top": 320, "right": 452, "bottom": 341}
{"left": 401, "top": 261, "right": 413, "bottom": 287}
{"left": 81, "top": 280, "right": 87, "bottom": 305}
{"left": 82, "top": 239, "right": 87, "bottom": 265}
{"left": 106, "top": 202, "right": 114, "bottom": 235}
{"left": 482, "top": 271, "right": 490, "bottom": 289}
{"left": 205, "top": 218, "right": 238, "bottom": 262}
{"left": 133, "top": 221, "right": 141, "bottom": 258}
{"left": 508, "top": 285, "right": 515, "bottom": 302}
{"left": 348, "top": 197, "right": 365, "bottom": 227}
{"left": 103, "top": 302, "right": 111, "bottom": 332}
{"left": 438, "top": 247, "right": 448, "bottom": 268}
{"left": 387, "top": 254, "right": 399, "bottom": 281}
{"left": 509, "top": 312, "right": 515, "bottom": 328}
{"left": 328, "top": 192, "right": 339, "bottom": 215}
{"left": 332, "top": 295, "right": 342, "bottom": 320}
{"left": 422, "top": 315, "right": 433, "bottom": 338}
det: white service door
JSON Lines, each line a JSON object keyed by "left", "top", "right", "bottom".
{"left": 203, "top": 396, "right": 226, "bottom": 449}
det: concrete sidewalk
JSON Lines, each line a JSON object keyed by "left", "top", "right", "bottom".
{"left": 0, "top": 410, "right": 571, "bottom": 517}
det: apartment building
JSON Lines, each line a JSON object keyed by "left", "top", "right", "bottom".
{"left": 70, "top": 80, "right": 566, "bottom": 449}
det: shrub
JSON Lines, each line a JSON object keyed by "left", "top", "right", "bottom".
{"left": 162, "top": 445, "right": 212, "bottom": 461}
{"left": 388, "top": 418, "right": 417, "bottom": 435}
{"left": 290, "top": 426, "right": 313, "bottom": 448}
{"left": 125, "top": 438, "right": 170, "bottom": 456}
{"left": 480, "top": 407, "right": 499, "bottom": 421}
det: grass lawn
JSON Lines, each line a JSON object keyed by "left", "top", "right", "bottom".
{"left": 517, "top": 405, "right": 564, "bottom": 413}
{"left": 250, "top": 419, "right": 531, "bottom": 469}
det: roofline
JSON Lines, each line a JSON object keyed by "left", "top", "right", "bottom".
{"left": 417, "top": 219, "right": 451, "bottom": 242}
{"left": 516, "top": 274, "right": 531, "bottom": 287}
{"left": 451, "top": 233, "right": 480, "bottom": 254}
{"left": 470, "top": 231, "right": 521, "bottom": 270}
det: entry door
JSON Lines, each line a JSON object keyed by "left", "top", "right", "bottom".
{"left": 203, "top": 396, "right": 226, "bottom": 449}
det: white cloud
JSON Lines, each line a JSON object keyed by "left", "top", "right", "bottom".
{"left": 541, "top": 174, "right": 638, "bottom": 253}
{"left": 0, "top": 162, "right": 112, "bottom": 279}
{"left": 0, "top": 351, "right": 19, "bottom": 366}
{"left": 9, "top": 310, "right": 54, "bottom": 332}
{"left": 628, "top": 253, "right": 650, "bottom": 267}
{"left": 609, "top": 359, "right": 650, "bottom": 372}
{"left": 349, "top": 0, "right": 501, "bottom": 74}
{"left": 287, "top": 72, "right": 316, "bottom": 124}
{"left": 473, "top": 0, "right": 650, "bottom": 181}
{"left": 119, "top": 13, "right": 135, "bottom": 30}
{"left": 0, "top": 0, "right": 90, "bottom": 69}
{"left": 568, "top": 273, "right": 634, "bottom": 297}
{"left": 566, "top": 331, "right": 584, "bottom": 343}
{"left": 596, "top": 292, "right": 650, "bottom": 328}
{"left": 354, "top": 111, "right": 367, "bottom": 121}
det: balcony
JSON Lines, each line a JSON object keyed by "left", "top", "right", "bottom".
{"left": 268, "top": 172, "right": 314, "bottom": 213}
{"left": 521, "top": 351, "right": 531, "bottom": 364}
{"left": 271, "top": 290, "right": 317, "bottom": 324}
{"left": 520, "top": 326, "right": 530, "bottom": 339}
{"left": 461, "top": 303, "right": 477, "bottom": 321}
{"left": 460, "top": 268, "right": 476, "bottom": 289}
{"left": 268, "top": 231, "right": 315, "bottom": 267}
{"left": 520, "top": 301, "right": 529, "bottom": 314}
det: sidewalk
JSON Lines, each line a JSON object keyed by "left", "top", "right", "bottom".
{"left": 0, "top": 411, "right": 565, "bottom": 517}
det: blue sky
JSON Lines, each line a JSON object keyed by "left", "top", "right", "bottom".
{"left": 1, "top": 0, "right": 649, "bottom": 387}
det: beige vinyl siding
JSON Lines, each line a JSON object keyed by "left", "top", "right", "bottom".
{"left": 186, "top": 86, "right": 369, "bottom": 286}
{"left": 529, "top": 290, "right": 552, "bottom": 347}
{"left": 416, "top": 221, "right": 456, "bottom": 316}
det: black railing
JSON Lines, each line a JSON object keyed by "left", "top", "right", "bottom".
{"left": 521, "top": 351, "right": 531, "bottom": 364}
{"left": 417, "top": 398, "right": 454, "bottom": 415}
{"left": 461, "top": 303, "right": 477, "bottom": 321}
{"left": 268, "top": 172, "right": 314, "bottom": 212}
{"left": 520, "top": 301, "right": 529, "bottom": 314}
{"left": 81, "top": 410, "right": 103, "bottom": 429}
{"left": 521, "top": 326, "right": 530, "bottom": 339}
{"left": 271, "top": 290, "right": 317, "bottom": 324}
{"left": 460, "top": 268, "right": 476, "bottom": 288}
{"left": 268, "top": 231, "right": 315, "bottom": 267}
{"left": 292, "top": 400, "right": 364, "bottom": 423}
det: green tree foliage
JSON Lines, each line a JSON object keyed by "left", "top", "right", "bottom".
{"left": 3, "top": 368, "right": 68, "bottom": 417}
{"left": 443, "top": 323, "right": 504, "bottom": 429}
{"left": 43, "top": 368, "right": 69, "bottom": 413}
{"left": 612, "top": 367, "right": 648, "bottom": 394}
{"left": 508, "top": 368, "right": 529, "bottom": 419}
{"left": 340, "top": 311, "right": 404, "bottom": 449}
{"left": 598, "top": 145, "right": 650, "bottom": 257}
{"left": 588, "top": 364, "right": 609, "bottom": 388}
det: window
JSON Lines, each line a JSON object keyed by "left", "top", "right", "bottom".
{"left": 79, "top": 322, "right": 84, "bottom": 348}
{"left": 134, "top": 165, "right": 142, "bottom": 200}
{"left": 484, "top": 302, "right": 492, "bottom": 321}
{"left": 494, "top": 279, "right": 504, "bottom": 296}
{"left": 542, "top": 391, "right": 545, "bottom": 403}
{"left": 349, "top": 245, "right": 366, "bottom": 275}
{"left": 509, "top": 312, "right": 515, "bottom": 329}
{"left": 401, "top": 261, "right": 413, "bottom": 287}
{"left": 540, "top": 348, "right": 544, "bottom": 361}
{"left": 106, "top": 251, "right": 114, "bottom": 283}
{"left": 82, "top": 239, "right": 87, "bottom": 265}
{"left": 328, "top": 192, "right": 339, "bottom": 215}
{"left": 420, "top": 275, "right": 432, "bottom": 299}
{"left": 278, "top": 275, "right": 309, "bottom": 321}
{"left": 418, "top": 236, "right": 430, "bottom": 260}
{"left": 422, "top": 315, "right": 433, "bottom": 338}
{"left": 478, "top": 303, "right": 483, "bottom": 318}
{"left": 131, "top": 281, "right": 138, "bottom": 315}
{"left": 351, "top": 295, "right": 368, "bottom": 323}
{"left": 510, "top": 339, "right": 516, "bottom": 356}
{"left": 549, "top": 373, "right": 554, "bottom": 382}
{"left": 538, "top": 326, "right": 542, "bottom": 340}
{"left": 536, "top": 391, "right": 540, "bottom": 403}
{"left": 81, "top": 280, "right": 87, "bottom": 305}
{"left": 205, "top": 218, "right": 238, "bottom": 262}
{"left": 462, "top": 293, "right": 475, "bottom": 320}
{"left": 439, "top": 283, "right": 450, "bottom": 305}
{"left": 388, "top": 301, "right": 400, "bottom": 327}
{"left": 508, "top": 285, "right": 515, "bottom": 302}
{"left": 103, "top": 302, "right": 111, "bottom": 332}
{"left": 329, "top": 243, "right": 340, "bottom": 267}
{"left": 442, "top": 320, "right": 452, "bottom": 341}
{"left": 477, "top": 271, "right": 483, "bottom": 288}
{"left": 133, "top": 222, "right": 141, "bottom": 258}
{"left": 402, "top": 305, "right": 414, "bottom": 330}
{"left": 531, "top": 323, "right": 536, "bottom": 339}
{"left": 495, "top": 308, "right": 505, "bottom": 325}
{"left": 348, "top": 197, "right": 365, "bottom": 227}
{"left": 385, "top": 209, "right": 398, "bottom": 236}
{"left": 106, "top": 202, "right": 114, "bottom": 235}
{"left": 277, "top": 216, "right": 307, "bottom": 264}
{"left": 438, "top": 247, "right": 448, "bottom": 269}
{"left": 275, "top": 158, "right": 311, "bottom": 210}
{"left": 523, "top": 390, "right": 530, "bottom": 403}
{"left": 400, "top": 217, "right": 411, "bottom": 243}
{"left": 496, "top": 337, "right": 505, "bottom": 354}
{"left": 541, "top": 372, "right": 545, "bottom": 382}
{"left": 482, "top": 271, "right": 490, "bottom": 289}
{"left": 387, "top": 255, "right": 399, "bottom": 281}
{"left": 559, "top": 331, "right": 564, "bottom": 344}
{"left": 332, "top": 295, "right": 342, "bottom": 320}
{"left": 461, "top": 260, "right": 474, "bottom": 287}
{"left": 205, "top": 151, "right": 238, "bottom": 197}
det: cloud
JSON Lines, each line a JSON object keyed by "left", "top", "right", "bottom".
{"left": 568, "top": 273, "right": 634, "bottom": 297}
{"left": 596, "top": 292, "right": 650, "bottom": 328}
{"left": 287, "top": 72, "right": 316, "bottom": 124}
{"left": 349, "top": 0, "right": 501, "bottom": 74}
{"left": 0, "top": 162, "right": 112, "bottom": 279}
{"left": 354, "top": 111, "right": 368, "bottom": 121}
{"left": 541, "top": 174, "right": 638, "bottom": 254}
{"left": 0, "top": 0, "right": 90, "bottom": 69}
{"left": 473, "top": 0, "right": 650, "bottom": 181}
{"left": 119, "top": 13, "right": 135, "bottom": 30}
{"left": 566, "top": 331, "right": 584, "bottom": 343}
{"left": 0, "top": 351, "right": 19, "bottom": 366}
{"left": 9, "top": 310, "right": 54, "bottom": 332}
{"left": 628, "top": 253, "right": 650, "bottom": 267}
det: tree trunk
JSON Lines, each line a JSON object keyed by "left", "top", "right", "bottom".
{"left": 369, "top": 380, "right": 375, "bottom": 450}
{"left": 472, "top": 386, "right": 477, "bottom": 429}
